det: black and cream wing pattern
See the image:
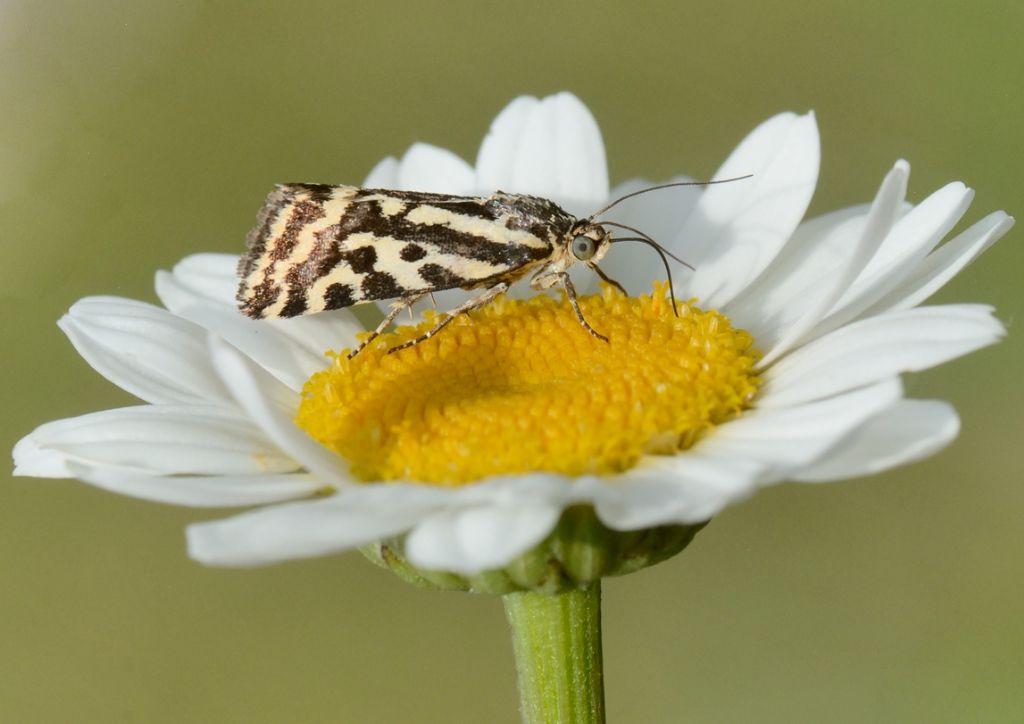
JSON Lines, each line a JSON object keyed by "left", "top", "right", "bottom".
{"left": 237, "top": 183, "right": 574, "bottom": 319}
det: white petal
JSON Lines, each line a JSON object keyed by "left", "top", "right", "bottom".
{"left": 475, "top": 92, "right": 609, "bottom": 214}
{"left": 405, "top": 495, "right": 562, "bottom": 574}
{"left": 592, "top": 455, "right": 763, "bottom": 529}
{"left": 59, "top": 297, "right": 231, "bottom": 405}
{"left": 753, "top": 160, "right": 910, "bottom": 365}
{"left": 396, "top": 143, "right": 475, "bottom": 194}
{"left": 13, "top": 405, "right": 298, "bottom": 478}
{"left": 158, "top": 256, "right": 363, "bottom": 365}
{"left": 12, "top": 434, "right": 70, "bottom": 478}
{"left": 723, "top": 204, "right": 867, "bottom": 336}
{"left": 186, "top": 484, "right": 444, "bottom": 566}
{"left": 681, "top": 112, "right": 820, "bottom": 308}
{"left": 596, "top": 176, "right": 702, "bottom": 297}
{"left": 696, "top": 379, "right": 903, "bottom": 478}
{"left": 476, "top": 95, "right": 534, "bottom": 189}
{"left": 805, "top": 181, "right": 974, "bottom": 340}
{"left": 862, "top": 211, "right": 1014, "bottom": 315}
{"left": 158, "top": 253, "right": 240, "bottom": 308}
{"left": 363, "top": 156, "right": 399, "bottom": 187}
{"left": 858, "top": 183, "right": 973, "bottom": 280}
{"left": 153, "top": 290, "right": 311, "bottom": 392}
{"left": 793, "top": 399, "right": 959, "bottom": 482}
{"left": 67, "top": 462, "right": 322, "bottom": 507}
{"left": 264, "top": 312, "right": 363, "bottom": 361}
{"left": 157, "top": 271, "right": 357, "bottom": 391}
{"left": 760, "top": 305, "right": 1004, "bottom": 408}
{"left": 208, "top": 336, "right": 353, "bottom": 487}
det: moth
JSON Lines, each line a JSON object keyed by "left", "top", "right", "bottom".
{"left": 237, "top": 178, "right": 748, "bottom": 357}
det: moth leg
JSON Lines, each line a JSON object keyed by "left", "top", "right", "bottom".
{"left": 588, "top": 263, "right": 628, "bottom": 297}
{"left": 387, "top": 283, "right": 510, "bottom": 355}
{"left": 559, "top": 272, "right": 609, "bottom": 343}
{"left": 348, "top": 291, "right": 428, "bottom": 359}
{"left": 416, "top": 291, "right": 438, "bottom": 320}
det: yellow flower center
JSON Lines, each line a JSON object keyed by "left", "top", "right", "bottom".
{"left": 296, "top": 285, "right": 760, "bottom": 487}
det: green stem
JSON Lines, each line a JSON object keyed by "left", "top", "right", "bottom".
{"left": 502, "top": 583, "right": 605, "bottom": 724}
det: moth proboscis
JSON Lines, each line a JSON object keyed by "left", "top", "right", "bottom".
{"left": 236, "top": 176, "right": 751, "bottom": 358}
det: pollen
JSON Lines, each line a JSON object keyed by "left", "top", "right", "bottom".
{"left": 296, "top": 284, "right": 760, "bottom": 487}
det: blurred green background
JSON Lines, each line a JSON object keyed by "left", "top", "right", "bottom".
{"left": 2, "top": 1, "right": 1022, "bottom": 722}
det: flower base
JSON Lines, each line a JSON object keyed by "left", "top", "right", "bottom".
{"left": 360, "top": 505, "right": 706, "bottom": 594}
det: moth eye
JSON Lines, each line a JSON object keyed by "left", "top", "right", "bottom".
{"left": 571, "top": 235, "right": 597, "bottom": 260}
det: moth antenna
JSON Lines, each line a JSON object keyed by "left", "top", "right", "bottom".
{"left": 611, "top": 236, "right": 680, "bottom": 317}
{"left": 601, "top": 221, "right": 694, "bottom": 271}
{"left": 587, "top": 174, "right": 753, "bottom": 220}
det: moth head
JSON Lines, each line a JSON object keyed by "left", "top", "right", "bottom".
{"left": 572, "top": 218, "right": 694, "bottom": 320}
{"left": 567, "top": 222, "right": 612, "bottom": 264}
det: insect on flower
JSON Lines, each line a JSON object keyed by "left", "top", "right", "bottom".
{"left": 236, "top": 177, "right": 750, "bottom": 357}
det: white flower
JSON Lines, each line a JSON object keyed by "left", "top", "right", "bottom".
{"left": 13, "top": 92, "right": 1012, "bottom": 575}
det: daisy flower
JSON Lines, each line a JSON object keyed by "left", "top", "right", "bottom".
{"left": 13, "top": 92, "right": 1011, "bottom": 584}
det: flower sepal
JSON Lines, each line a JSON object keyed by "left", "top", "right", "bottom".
{"left": 360, "top": 506, "right": 707, "bottom": 594}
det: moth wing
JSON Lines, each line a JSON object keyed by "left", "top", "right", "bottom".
{"left": 237, "top": 185, "right": 558, "bottom": 319}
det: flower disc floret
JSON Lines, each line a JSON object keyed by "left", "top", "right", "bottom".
{"left": 296, "top": 284, "right": 761, "bottom": 486}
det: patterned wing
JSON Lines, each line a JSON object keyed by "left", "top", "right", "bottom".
{"left": 236, "top": 184, "right": 566, "bottom": 318}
